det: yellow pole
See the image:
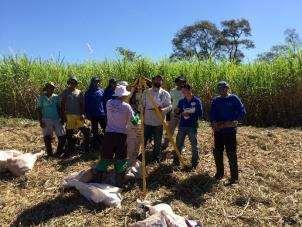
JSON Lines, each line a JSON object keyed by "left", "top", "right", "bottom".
{"left": 138, "top": 77, "right": 147, "bottom": 194}
{"left": 145, "top": 86, "right": 185, "bottom": 167}
{"left": 126, "top": 78, "right": 139, "bottom": 103}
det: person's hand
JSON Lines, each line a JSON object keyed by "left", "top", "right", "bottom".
{"left": 40, "top": 121, "right": 45, "bottom": 128}
{"left": 80, "top": 114, "right": 85, "bottom": 120}
{"left": 174, "top": 108, "right": 180, "bottom": 114}
{"left": 182, "top": 112, "right": 190, "bottom": 118}
{"left": 61, "top": 115, "right": 67, "bottom": 123}
{"left": 211, "top": 122, "right": 217, "bottom": 131}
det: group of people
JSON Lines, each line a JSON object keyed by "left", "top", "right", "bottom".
{"left": 37, "top": 74, "right": 246, "bottom": 186}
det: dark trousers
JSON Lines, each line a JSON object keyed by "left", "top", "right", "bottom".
{"left": 102, "top": 132, "right": 127, "bottom": 160}
{"left": 213, "top": 130, "right": 238, "bottom": 180}
{"left": 144, "top": 125, "right": 163, "bottom": 159}
{"left": 90, "top": 116, "right": 106, "bottom": 140}
{"left": 66, "top": 127, "right": 90, "bottom": 153}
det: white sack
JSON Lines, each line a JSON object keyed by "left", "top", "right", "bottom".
{"left": 63, "top": 171, "right": 122, "bottom": 208}
{"left": 6, "top": 150, "right": 45, "bottom": 176}
{"left": 0, "top": 150, "right": 22, "bottom": 172}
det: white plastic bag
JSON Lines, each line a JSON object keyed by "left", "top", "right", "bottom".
{"left": 130, "top": 210, "right": 187, "bottom": 227}
{"left": 6, "top": 150, "right": 45, "bottom": 176}
{"left": 0, "top": 150, "right": 22, "bottom": 172}
{"left": 133, "top": 200, "right": 201, "bottom": 227}
{"left": 63, "top": 171, "right": 122, "bottom": 208}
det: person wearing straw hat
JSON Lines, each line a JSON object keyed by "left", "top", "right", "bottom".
{"left": 37, "top": 82, "right": 66, "bottom": 157}
{"left": 85, "top": 76, "right": 106, "bottom": 150}
{"left": 61, "top": 75, "right": 90, "bottom": 156}
{"left": 94, "top": 85, "right": 138, "bottom": 186}
{"left": 210, "top": 81, "right": 246, "bottom": 185}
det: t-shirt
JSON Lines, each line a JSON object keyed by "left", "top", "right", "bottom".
{"left": 178, "top": 96, "right": 203, "bottom": 128}
{"left": 61, "top": 89, "right": 83, "bottom": 115}
{"left": 106, "top": 99, "right": 135, "bottom": 134}
{"left": 37, "top": 94, "right": 60, "bottom": 120}
{"left": 142, "top": 87, "right": 172, "bottom": 126}
{"left": 170, "top": 87, "right": 183, "bottom": 110}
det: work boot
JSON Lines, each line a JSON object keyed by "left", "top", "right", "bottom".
{"left": 56, "top": 136, "right": 66, "bottom": 157}
{"left": 43, "top": 136, "right": 53, "bottom": 156}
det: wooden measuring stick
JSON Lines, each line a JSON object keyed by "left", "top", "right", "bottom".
{"left": 138, "top": 77, "right": 147, "bottom": 194}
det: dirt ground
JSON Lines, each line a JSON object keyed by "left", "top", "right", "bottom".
{"left": 0, "top": 118, "right": 301, "bottom": 226}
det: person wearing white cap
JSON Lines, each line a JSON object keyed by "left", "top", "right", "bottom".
{"left": 94, "top": 85, "right": 138, "bottom": 186}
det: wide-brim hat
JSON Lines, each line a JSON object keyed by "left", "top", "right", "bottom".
{"left": 113, "top": 85, "right": 131, "bottom": 97}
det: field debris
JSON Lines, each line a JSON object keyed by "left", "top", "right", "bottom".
{"left": 0, "top": 119, "right": 301, "bottom": 225}
{"left": 0, "top": 149, "right": 45, "bottom": 176}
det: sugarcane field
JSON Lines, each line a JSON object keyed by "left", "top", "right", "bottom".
{"left": 1, "top": 1, "right": 302, "bottom": 226}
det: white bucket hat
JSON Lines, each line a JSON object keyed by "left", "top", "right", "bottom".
{"left": 113, "top": 85, "right": 131, "bottom": 97}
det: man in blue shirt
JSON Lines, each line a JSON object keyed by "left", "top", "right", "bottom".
{"left": 85, "top": 77, "right": 106, "bottom": 149}
{"left": 210, "top": 81, "right": 246, "bottom": 185}
{"left": 174, "top": 84, "right": 203, "bottom": 168}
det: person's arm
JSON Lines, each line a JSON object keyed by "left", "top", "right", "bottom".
{"left": 79, "top": 91, "right": 85, "bottom": 117}
{"left": 37, "top": 96, "right": 44, "bottom": 128}
{"left": 233, "top": 95, "right": 246, "bottom": 122}
{"left": 60, "top": 91, "right": 67, "bottom": 122}
{"left": 196, "top": 98, "right": 203, "bottom": 120}
{"left": 160, "top": 91, "right": 172, "bottom": 114}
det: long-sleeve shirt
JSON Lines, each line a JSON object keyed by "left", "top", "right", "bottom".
{"left": 170, "top": 87, "right": 183, "bottom": 110}
{"left": 178, "top": 96, "right": 203, "bottom": 128}
{"left": 142, "top": 87, "right": 172, "bottom": 126}
{"left": 106, "top": 99, "right": 135, "bottom": 134}
{"left": 210, "top": 94, "right": 246, "bottom": 132}
{"left": 84, "top": 87, "right": 105, "bottom": 119}
{"left": 103, "top": 87, "right": 115, "bottom": 114}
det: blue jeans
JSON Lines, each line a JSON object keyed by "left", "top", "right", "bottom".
{"left": 176, "top": 127, "right": 199, "bottom": 165}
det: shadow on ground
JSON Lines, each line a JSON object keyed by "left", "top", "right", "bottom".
{"left": 10, "top": 192, "right": 105, "bottom": 226}
{"left": 147, "top": 163, "right": 216, "bottom": 208}
{"left": 57, "top": 151, "right": 99, "bottom": 171}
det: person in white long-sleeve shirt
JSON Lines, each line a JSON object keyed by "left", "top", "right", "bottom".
{"left": 142, "top": 75, "right": 172, "bottom": 161}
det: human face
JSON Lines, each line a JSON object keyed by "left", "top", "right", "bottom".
{"left": 218, "top": 86, "right": 229, "bottom": 97}
{"left": 153, "top": 77, "right": 163, "bottom": 88}
{"left": 68, "top": 80, "right": 78, "bottom": 90}
{"left": 182, "top": 88, "right": 193, "bottom": 100}
{"left": 111, "top": 82, "right": 117, "bottom": 90}
{"left": 45, "top": 86, "right": 55, "bottom": 97}
{"left": 176, "top": 80, "right": 186, "bottom": 89}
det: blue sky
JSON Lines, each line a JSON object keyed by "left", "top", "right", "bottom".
{"left": 1, "top": 0, "right": 301, "bottom": 62}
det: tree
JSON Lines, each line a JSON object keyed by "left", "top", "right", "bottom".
{"left": 284, "top": 28, "right": 302, "bottom": 52}
{"left": 116, "top": 47, "right": 141, "bottom": 61}
{"left": 170, "top": 21, "right": 223, "bottom": 60}
{"left": 257, "top": 44, "right": 288, "bottom": 61}
{"left": 219, "top": 18, "right": 255, "bottom": 63}
{"left": 257, "top": 28, "right": 302, "bottom": 61}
